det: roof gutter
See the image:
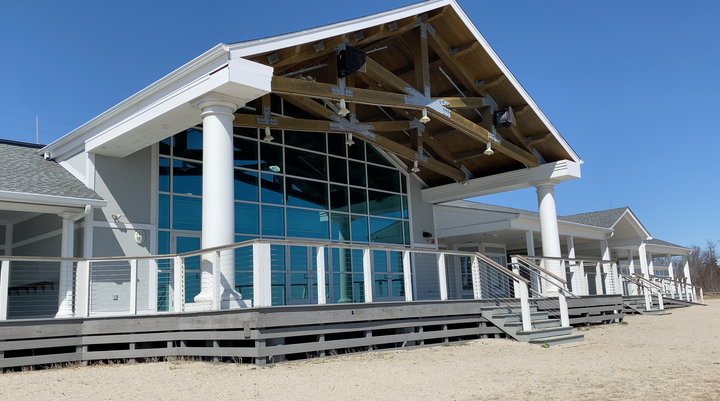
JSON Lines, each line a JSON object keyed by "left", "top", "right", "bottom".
{"left": 0, "top": 191, "right": 107, "bottom": 209}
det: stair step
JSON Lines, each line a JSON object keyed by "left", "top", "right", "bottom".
{"left": 492, "top": 311, "right": 548, "bottom": 322}
{"left": 529, "top": 334, "right": 585, "bottom": 346}
{"left": 515, "top": 326, "right": 573, "bottom": 341}
{"left": 481, "top": 305, "right": 538, "bottom": 313}
{"left": 505, "top": 318, "right": 560, "bottom": 330}
{"left": 639, "top": 310, "right": 672, "bottom": 315}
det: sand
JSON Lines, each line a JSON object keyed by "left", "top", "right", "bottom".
{"left": 2, "top": 299, "right": 719, "bottom": 400}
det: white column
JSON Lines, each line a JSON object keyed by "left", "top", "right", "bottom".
{"left": 667, "top": 253, "right": 675, "bottom": 296}
{"left": 683, "top": 256, "right": 692, "bottom": 285}
{"left": 363, "top": 249, "right": 373, "bottom": 303}
{"left": 525, "top": 230, "right": 535, "bottom": 257}
{"left": 193, "top": 96, "right": 241, "bottom": 304}
{"left": 402, "top": 251, "right": 413, "bottom": 302}
{"left": 627, "top": 250, "right": 637, "bottom": 295}
{"left": 56, "top": 213, "right": 75, "bottom": 317}
{"left": 567, "top": 236, "right": 582, "bottom": 295}
{"left": 638, "top": 243, "right": 649, "bottom": 279}
{"left": 0, "top": 260, "right": 9, "bottom": 320}
{"left": 316, "top": 246, "right": 326, "bottom": 305}
{"left": 252, "top": 242, "right": 272, "bottom": 307}
{"left": 601, "top": 238, "right": 615, "bottom": 294}
{"left": 647, "top": 251, "right": 654, "bottom": 279}
{"left": 534, "top": 182, "right": 563, "bottom": 294}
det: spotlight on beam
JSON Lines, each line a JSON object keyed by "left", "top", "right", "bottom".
{"left": 345, "top": 132, "right": 355, "bottom": 146}
{"left": 493, "top": 106, "right": 516, "bottom": 128}
{"left": 411, "top": 160, "right": 420, "bottom": 173}
{"left": 263, "top": 127, "right": 274, "bottom": 142}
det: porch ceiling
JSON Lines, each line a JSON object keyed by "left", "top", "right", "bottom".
{"left": 236, "top": 0, "right": 581, "bottom": 188}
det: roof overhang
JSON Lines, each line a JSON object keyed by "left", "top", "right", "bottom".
{"left": 41, "top": 45, "right": 273, "bottom": 160}
{"left": 0, "top": 191, "right": 106, "bottom": 215}
{"left": 421, "top": 159, "right": 581, "bottom": 203}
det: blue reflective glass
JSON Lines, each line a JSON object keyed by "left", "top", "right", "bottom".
{"left": 271, "top": 272, "right": 286, "bottom": 306}
{"left": 350, "top": 215, "right": 368, "bottom": 242}
{"left": 262, "top": 205, "right": 284, "bottom": 236}
{"left": 373, "top": 250, "right": 387, "bottom": 272}
{"left": 234, "top": 170, "right": 258, "bottom": 202}
{"left": 286, "top": 177, "right": 328, "bottom": 210}
{"left": 173, "top": 159, "right": 202, "bottom": 196}
{"left": 369, "top": 218, "right": 403, "bottom": 244}
{"left": 159, "top": 194, "right": 170, "bottom": 229}
{"left": 236, "top": 272, "right": 253, "bottom": 301}
{"left": 271, "top": 245, "right": 285, "bottom": 271}
{"left": 173, "top": 129, "right": 203, "bottom": 161}
{"left": 368, "top": 191, "right": 402, "bottom": 218}
{"left": 261, "top": 173, "right": 283, "bottom": 205}
{"left": 286, "top": 209, "right": 329, "bottom": 239}
{"left": 367, "top": 165, "right": 400, "bottom": 192}
{"left": 233, "top": 136, "right": 258, "bottom": 169}
{"left": 330, "top": 213, "right": 350, "bottom": 241}
{"left": 352, "top": 273, "right": 365, "bottom": 302}
{"left": 289, "top": 246, "right": 308, "bottom": 272}
{"left": 172, "top": 196, "right": 201, "bottom": 231}
{"left": 235, "top": 202, "right": 259, "bottom": 235}
{"left": 158, "top": 231, "right": 170, "bottom": 254}
{"left": 159, "top": 157, "right": 170, "bottom": 192}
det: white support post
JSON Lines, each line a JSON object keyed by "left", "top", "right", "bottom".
{"left": 657, "top": 291, "right": 664, "bottom": 310}
{"left": 129, "top": 259, "right": 138, "bottom": 315}
{"left": 644, "top": 287, "right": 652, "bottom": 311}
{"left": 402, "top": 251, "right": 413, "bottom": 302}
{"left": 627, "top": 250, "right": 637, "bottom": 295}
{"left": 56, "top": 214, "right": 75, "bottom": 317}
{"left": 700, "top": 288, "right": 704, "bottom": 304}
{"left": 252, "top": 242, "right": 272, "bottom": 307}
{"left": 559, "top": 292, "right": 570, "bottom": 327}
{"left": 666, "top": 253, "right": 674, "bottom": 281}
{"left": 647, "top": 251, "right": 654, "bottom": 278}
{"left": 363, "top": 249, "right": 373, "bottom": 303}
{"left": 148, "top": 259, "right": 158, "bottom": 312}
{"left": 173, "top": 256, "right": 184, "bottom": 313}
{"left": 212, "top": 251, "right": 221, "bottom": 311}
{"left": 75, "top": 261, "right": 90, "bottom": 317}
{"left": 612, "top": 262, "right": 621, "bottom": 295}
{"left": 576, "top": 260, "right": 587, "bottom": 296}
{"left": 601, "top": 239, "right": 614, "bottom": 294}
{"left": 595, "top": 262, "right": 604, "bottom": 295}
{"left": 518, "top": 282, "right": 532, "bottom": 332}
{"left": 618, "top": 273, "right": 625, "bottom": 296}
{"left": 534, "top": 182, "right": 564, "bottom": 294}
{"left": 316, "top": 246, "right": 326, "bottom": 305}
{"left": 511, "top": 257, "right": 520, "bottom": 299}
{"left": 0, "top": 260, "right": 9, "bottom": 320}
{"left": 437, "top": 253, "right": 448, "bottom": 301}
{"left": 638, "top": 244, "right": 649, "bottom": 279}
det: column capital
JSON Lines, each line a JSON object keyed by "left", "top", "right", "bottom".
{"left": 191, "top": 93, "right": 239, "bottom": 119}
{"left": 532, "top": 179, "right": 559, "bottom": 191}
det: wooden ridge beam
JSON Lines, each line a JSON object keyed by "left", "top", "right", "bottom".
{"left": 452, "top": 148, "right": 484, "bottom": 162}
{"left": 426, "top": 28, "right": 483, "bottom": 97}
{"left": 279, "top": 95, "right": 334, "bottom": 121}
{"left": 524, "top": 133, "right": 552, "bottom": 146}
{"left": 449, "top": 41, "right": 480, "bottom": 59}
{"left": 364, "top": 57, "right": 415, "bottom": 95}
{"left": 414, "top": 24, "right": 430, "bottom": 93}
{"left": 442, "top": 97, "right": 487, "bottom": 109}
{"left": 476, "top": 75, "right": 506, "bottom": 96}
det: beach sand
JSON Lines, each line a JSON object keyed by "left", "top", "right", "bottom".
{"left": 2, "top": 299, "right": 719, "bottom": 400}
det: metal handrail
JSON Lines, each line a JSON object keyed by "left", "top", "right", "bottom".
{"left": 512, "top": 255, "right": 567, "bottom": 285}
{"left": 519, "top": 255, "right": 614, "bottom": 264}
{"left": 473, "top": 252, "right": 529, "bottom": 285}
{"left": 632, "top": 273, "right": 664, "bottom": 290}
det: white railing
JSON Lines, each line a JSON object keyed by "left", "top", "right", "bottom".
{"left": 519, "top": 255, "right": 621, "bottom": 297}
{"left": 648, "top": 274, "right": 702, "bottom": 304}
{"left": 0, "top": 239, "right": 533, "bottom": 327}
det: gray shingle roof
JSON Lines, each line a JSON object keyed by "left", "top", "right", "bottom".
{"left": 558, "top": 208, "right": 629, "bottom": 228}
{"left": 0, "top": 140, "right": 103, "bottom": 201}
{"left": 647, "top": 238, "right": 686, "bottom": 249}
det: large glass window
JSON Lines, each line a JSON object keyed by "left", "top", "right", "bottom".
{"left": 158, "top": 100, "right": 412, "bottom": 306}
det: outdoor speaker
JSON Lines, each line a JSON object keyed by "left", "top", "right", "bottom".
{"left": 494, "top": 106, "right": 516, "bottom": 128}
{"left": 338, "top": 45, "right": 367, "bottom": 78}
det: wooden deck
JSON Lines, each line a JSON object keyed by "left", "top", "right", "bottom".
{"left": 0, "top": 295, "right": 624, "bottom": 370}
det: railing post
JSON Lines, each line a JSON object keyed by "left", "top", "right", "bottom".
{"left": 657, "top": 291, "right": 664, "bottom": 310}
{"left": 644, "top": 287, "right": 652, "bottom": 311}
{"left": 518, "top": 281, "right": 532, "bottom": 332}
{"left": 212, "top": 250, "right": 221, "bottom": 311}
{"left": 316, "top": 246, "right": 326, "bottom": 305}
{"left": 472, "top": 256, "right": 482, "bottom": 299}
{"left": 75, "top": 260, "right": 90, "bottom": 317}
{"left": 129, "top": 259, "right": 138, "bottom": 315}
{"left": 402, "top": 251, "right": 413, "bottom": 302}
{"left": 700, "top": 288, "right": 704, "bottom": 304}
{"left": 148, "top": 259, "right": 158, "bottom": 312}
{"left": 173, "top": 256, "right": 184, "bottom": 313}
{"left": 579, "top": 260, "right": 587, "bottom": 296}
{"left": 595, "top": 262, "right": 604, "bottom": 295}
{"left": 363, "top": 248, "right": 373, "bottom": 303}
{"left": 618, "top": 274, "right": 625, "bottom": 296}
{"left": 437, "top": 253, "right": 448, "bottom": 301}
{"left": 0, "top": 260, "right": 9, "bottom": 320}
{"left": 510, "top": 257, "right": 520, "bottom": 299}
{"left": 559, "top": 292, "right": 570, "bottom": 327}
{"left": 252, "top": 242, "right": 272, "bottom": 307}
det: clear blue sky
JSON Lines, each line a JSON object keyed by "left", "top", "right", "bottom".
{"left": 1, "top": 0, "right": 718, "bottom": 248}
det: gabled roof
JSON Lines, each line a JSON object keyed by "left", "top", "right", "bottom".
{"left": 0, "top": 140, "right": 104, "bottom": 206}
{"left": 560, "top": 208, "right": 630, "bottom": 229}
{"left": 41, "top": 0, "right": 581, "bottom": 191}
{"left": 647, "top": 238, "right": 687, "bottom": 249}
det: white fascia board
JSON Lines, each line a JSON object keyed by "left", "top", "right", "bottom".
{"left": 510, "top": 215, "right": 610, "bottom": 240}
{"left": 608, "top": 237, "right": 644, "bottom": 248}
{"left": 228, "top": 0, "right": 452, "bottom": 59}
{"left": 645, "top": 243, "right": 691, "bottom": 254}
{"left": 422, "top": 160, "right": 581, "bottom": 204}
{"left": 42, "top": 45, "right": 271, "bottom": 161}
{"left": 450, "top": 4, "right": 582, "bottom": 164}
{"left": 435, "top": 219, "right": 512, "bottom": 238}
{"left": 84, "top": 57, "right": 272, "bottom": 157}
{"left": 0, "top": 191, "right": 106, "bottom": 210}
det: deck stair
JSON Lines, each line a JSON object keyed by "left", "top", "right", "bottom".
{"left": 622, "top": 298, "right": 671, "bottom": 315}
{"left": 481, "top": 304, "right": 584, "bottom": 346}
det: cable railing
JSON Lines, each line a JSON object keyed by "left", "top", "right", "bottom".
{"left": 648, "top": 274, "right": 702, "bottom": 304}
{"left": 517, "top": 255, "right": 621, "bottom": 297}
{"left": 0, "top": 239, "right": 530, "bottom": 330}
{"left": 510, "top": 255, "right": 577, "bottom": 327}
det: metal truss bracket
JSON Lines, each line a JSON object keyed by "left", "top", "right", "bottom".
{"left": 329, "top": 114, "right": 376, "bottom": 141}
{"left": 404, "top": 85, "right": 450, "bottom": 118}
{"left": 408, "top": 117, "right": 425, "bottom": 135}
{"left": 414, "top": 146, "right": 428, "bottom": 162}
{"left": 256, "top": 106, "right": 278, "bottom": 126}
{"left": 482, "top": 94, "right": 498, "bottom": 114}
{"left": 332, "top": 77, "right": 354, "bottom": 97}
{"left": 488, "top": 127, "right": 502, "bottom": 144}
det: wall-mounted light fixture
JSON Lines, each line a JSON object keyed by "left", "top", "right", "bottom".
{"left": 345, "top": 132, "right": 355, "bottom": 146}
{"left": 484, "top": 142, "right": 494, "bottom": 156}
{"left": 411, "top": 160, "right": 420, "bottom": 173}
{"left": 338, "top": 99, "right": 350, "bottom": 117}
{"left": 263, "top": 127, "right": 274, "bottom": 142}
{"left": 419, "top": 109, "right": 430, "bottom": 124}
